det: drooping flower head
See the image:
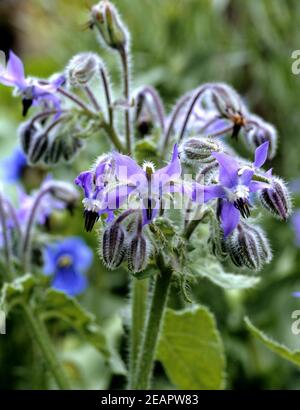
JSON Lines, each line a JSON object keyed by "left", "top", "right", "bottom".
{"left": 43, "top": 237, "right": 93, "bottom": 296}
{"left": 203, "top": 142, "right": 270, "bottom": 236}
{"left": 0, "top": 50, "right": 64, "bottom": 116}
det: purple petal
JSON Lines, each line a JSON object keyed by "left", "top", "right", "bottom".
{"left": 249, "top": 180, "right": 269, "bottom": 192}
{"left": 7, "top": 51, "right": 26, "bottom": 87}
{"left": 220, "top": 200, "right": 240, "bottom": 237}
{"left": 75, "top": 171, "right": 94, "bottom": 197}
{"left": 203, "top": 184, "right": 226, "bottom": 202}
{"left": 113, "top": 152, "right": 146, "bottom": 186}
{"left": 154, "top": 144, "right": 181, "bottom": 184}
{"left": 254, "top": 141, "right": 269, "bottom": 168}
{"left": 240, "top": 169, "right": 254, "bottom": 186}
{"left": 104, "top": 184, "right": 136, "bottom": 209}
{"left": 212, "top": 152, "right": 239, "bottom": 188}
{"left": 292, "top": 292, "right": 300, "bottom": 298}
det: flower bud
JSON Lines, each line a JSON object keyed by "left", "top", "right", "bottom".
{"left": 102, "top": 222, "right": 126, "bottom": 269}
{"left": 90, "top": 1, "right": 128, "bottom": 51}
{"left": 127, "top": 233, "right": 150, "bottom": 273}
{"left": 181, "top": 137, "right": 221, "bottom": 164}
{"left": 45, "top": 180, "right": 79, "bottom": 205}
{"left": 259, "top": 177, "right": 291, "bottom": 221}
{"left": 45, "top": 137, "right": 63, "bottom": 164}
{"left": 208, "top": 214, "right": 228, "bottom": 261}
{"left": 67, "top": 52, "right": 99, "bottom": 86}
{"left": 210, "top": 83, "right": 244, "bottom": 118}
{"left": 245, "top": 115, "right": 277, "bottom": 159}
{"left": 27, "top": 132, "right": 48, "bottom": 164}
{"left": 228, "top": 222, "right": 272, "bottom": 271}
{"left": 18, "top": 120, "right": 39, "bottom": 154}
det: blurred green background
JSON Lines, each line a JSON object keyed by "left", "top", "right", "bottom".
{"left": 1, "top": 0, "right": 300, "bottom": 389}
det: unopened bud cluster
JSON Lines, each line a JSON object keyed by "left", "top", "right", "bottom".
{"left": 100, "top": 213, "right": 151, "bottom": 273}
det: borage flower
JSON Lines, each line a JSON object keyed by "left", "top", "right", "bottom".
{"left": 43, "top": 237, "right": 92, "bottom": 296}
{"left": 107, "top": 144, "right": 193, "bottom": 225}
{"left": 202, "top": 142, "right": 270, "bottom": 236}
{"left": 0, "top": 50, "right": 64, "bottom": 116}
{"left": 75, "top": 154, "right": 116, "bottom": 231}
{"left": 1, "top": 147, "right": 27, "bottom": 183}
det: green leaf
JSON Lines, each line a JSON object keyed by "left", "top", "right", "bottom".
{"left": 42, "top": 289, "right": 126, "bottom": 375}
{"left": 245, "top": 317, "right": 300, "bottom": 367}
{"left": 190, "top": 260, "right": 260, "bottom": 290}
{"left": 0, "top": 274, "right": 37, "bottom": 312}
{"left": 157, "top": 306, "right": 226, "bottom": 389}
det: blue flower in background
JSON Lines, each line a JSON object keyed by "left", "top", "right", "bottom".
{"left": 43, "top": 237, "right": 93, "bottom": 296}
{"left": 1, "top": 148, "right": 27, "bottom": 182}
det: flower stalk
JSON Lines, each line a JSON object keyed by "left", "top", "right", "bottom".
{"left": 21, "top": 302, "right": 71, "bottom": 390}
{"left": 133, "top": 253, "right": 173, "bottom": 390}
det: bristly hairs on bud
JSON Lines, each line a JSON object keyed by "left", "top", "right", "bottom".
{"left": 180, "top": 137, "right": 222, "bottom": 165}
{"left": 101, "top": 220, "right": 126, "bottom": 269}
{"left": 66, "top": 52, "right": 100, "bottom": 87}
{"left": 259, "top": 176, "right": 292, "bottom": 221}
{"left": 90, "top": 1, "right": 130, "bottom": 52}
{"left": 227, "top": 222, "right": 272, "bottom": 271}
{"left": 27, "top": 132, "right": 49, "bottom": 164}
{"left": 18, "top": 119, "right": 40, "bottom": 155}
{"left": 126, "top": 213, "right": 152, "bottom": 273}
{"left": 245, "top": 114, "right": 278, "bottom": 160}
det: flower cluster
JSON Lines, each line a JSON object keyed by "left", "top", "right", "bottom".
{"left": 0, "top": 1, "right": 292, "bottom": 281}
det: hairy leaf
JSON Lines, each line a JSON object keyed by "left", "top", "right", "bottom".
{"left": 157, "top": 306, "right": 226, "bottom": 389}
{"left": 245, "top": 317, "right": 300, "bottom": 367}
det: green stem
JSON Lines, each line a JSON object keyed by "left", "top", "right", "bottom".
{"left": 119, "top": 46, "right": 131, "bottom": 153}
{"left": 102, "top": 121, "right": 126, "bottom": 152}
{"left": 22, "top": 303, "right": 71, "bottom": 390}
{"left": 134, "top": 254, "right": 173, "bottom": 389}
{"left": 128, "top": 278, "right": 149, "bottom": 389}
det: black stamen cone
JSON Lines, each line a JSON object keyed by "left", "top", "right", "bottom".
{"left": 84, "top": 210, "right": 99, "bottom": 232}
{"left": 231, "top": 123, "right": 241, "bottom": 140}
{"left": 234, "top": 198, "right": 250, "bottom": 218}
{"left": 22, "top": 98, "right": 33, "bottom": 117}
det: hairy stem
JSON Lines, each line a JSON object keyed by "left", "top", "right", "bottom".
{"left": 100, "top": 67, "right": 114, "bottom": 127}
{"left": 134, "top": 254, "right": 172, "bottom": 389}
{"left": 128, "top": 278, "right": 149, "bottom": 389}
{"left": 102, "top": 121, "right": 126, "bottom": 152}
{"left": 162, "top": 93, "right": 191, "bottom": 157}
{"left": 21, "top": 187, "right": 51, "bottom": 272}
{"left": 84, "top": 85, "right": 102, "bottom": 112}
{"left": 22, "top": 303, "right": 71, "bottom": 390}
{"left": 119, "top": 47, "right": 131, "bottom": 153}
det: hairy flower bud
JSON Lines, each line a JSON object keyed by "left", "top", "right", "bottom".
{"left": 210, "top": 83, "right": 244, "bottom": 118}
{"left": 245, "top": 115, "right": 277, "bottom": 159}
{"left": 27, "top": 132, "right": 48, "bottom": 164}
{"left": 259, "top": 177, "right": 291, "bottom": 221}
{"left": 67, "top": 52, "right": 99, "bottom": 86}
{"left": 127, "top": 233, "right": 150, "bottom": 273}
{"left": 208, "top": 216, "right": 228, "bottom": 261}
{"left": 45, "top": 137, "right": 63, "bottom": 164}
{"left": 45, "top": 180, "right": 79, "bottom": 205}
{"left": 18, "top": 120, "right": 39, "bottom": 154}
{"left": 102, "top": 222, "right": 126, "bottom": 269}
{"left": 228, "top": 222, "right": 272, "bottom": 271}
{"left": 90, "top": 1, "right": 128, "bottom": 51}
{"left": 181, "top": 137, "right": 221, "bottom": 164}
